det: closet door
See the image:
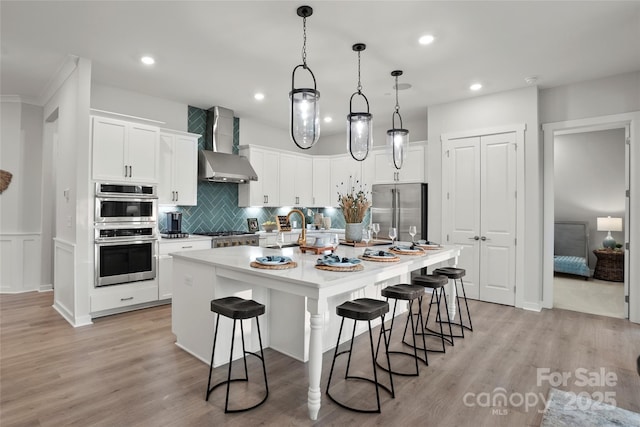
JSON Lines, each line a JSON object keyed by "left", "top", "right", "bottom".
{"left": 479, "top": 133, "right": 517, "bottom": 306}
{"left": 444, "top": 133, "right": 517, "bottom": 305}
{"left": 446, "top": 137, "right": 481, "bottom": 300}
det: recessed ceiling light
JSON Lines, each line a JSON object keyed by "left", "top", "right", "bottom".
{"left": 470, "top": 83, "right": 482, "bottom": 91}
{"left": 254, "top": 93, "right": 265, "bottom": 101}
{"left": 140, "top": 56, "right": 155, "bottom": 65}
{"left": 418, "top": 34, "right": 435, "bottom": 45}
{"left": 323, "top": 116, "right": 333, "bottom": 123}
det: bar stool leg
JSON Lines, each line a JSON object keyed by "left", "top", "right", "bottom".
{"left": 458, "top": 278, "right": 473, "bottom": 331}
{"left": 224, "top": 319, "right": 238, "bottom": 413}
{"left": 254, "top": 316, "right": 269, "bottom": 397}
{"left": 206, "top": 313, "right": 221, "bottom": 401}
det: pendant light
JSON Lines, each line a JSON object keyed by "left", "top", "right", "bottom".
{"left": 289, "top": 5, "right": 320, "bottom": 150}
{"left": 386, "top": 70, "right": 409, "bottom": 169}
{"left": 347, "top": 43, "right": 372, "bottom": 161}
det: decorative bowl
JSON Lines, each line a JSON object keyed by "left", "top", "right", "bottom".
{"left": 262, "top": 223, "right": 277, "bottom": 232}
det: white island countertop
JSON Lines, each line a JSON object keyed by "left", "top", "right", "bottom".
{"left": 170, "top": 243, "right": 461, "bottom": 420}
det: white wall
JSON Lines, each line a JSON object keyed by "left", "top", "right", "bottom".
{"left": 0, "top": 97, "right": 44, "bottom": 293}
{"left": 91, "top": 83, "right": 188, "bottom": 131}
{"left": 427, "top": 86, "right": 541, "bottom": 307}
{"left": 540, "top": 71, "right": 640, "bottom": 124}
{"left": 554, "top": 129, "right": 626, "bottom": 267}
{"left": 45, "top": 58, "right": 93, "bottom": 326}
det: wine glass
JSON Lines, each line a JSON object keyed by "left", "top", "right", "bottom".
{"left": 409, "top": 225, "right": 417, "bottom": 243}
{"left": 361, "top": 229, "right": 371, "bottom": 254}
{"left": 389, "top": 227, "right": 397, "bottom": 247}
{"left": 371, "top": 223, "right": 380, "bottom": 242}
{"left": 276, "top": 232, "right": 286, "bottom": 252}
{"left": 331, "top": 234, "right": 340, "bottom": 253}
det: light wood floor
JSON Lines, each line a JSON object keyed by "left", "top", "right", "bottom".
{"left": 1, "top": 291, "right": 639, "bottom": 426}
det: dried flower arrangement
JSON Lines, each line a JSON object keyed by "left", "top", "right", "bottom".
{"left": 336, "top": 176, "right": 370, "bottom": 223}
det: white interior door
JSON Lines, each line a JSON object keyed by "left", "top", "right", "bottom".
{"left": 479, "top": 133, "right": 517, "bottom": 306}
{"left": 444, "top": 132, "right": 517, "bottom": 306}
{"left": 446, "top": 137, "right": 481, "bottom": 299}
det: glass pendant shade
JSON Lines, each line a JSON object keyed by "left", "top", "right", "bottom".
{"left": 386, "top": 128, "right": 409, "bottom": 169}
{"left": 347, "top": 111, "right": 372, "bottom": 161}
{"left": 290, "top": 84, "right": 320, "bottom": 149}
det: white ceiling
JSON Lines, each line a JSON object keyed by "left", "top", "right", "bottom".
{"left": 2, "top": 1, "right": 639, "bottom": 135}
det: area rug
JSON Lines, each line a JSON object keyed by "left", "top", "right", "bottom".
{"left": 540, "top": 388, "right": 640, "bottom": 426}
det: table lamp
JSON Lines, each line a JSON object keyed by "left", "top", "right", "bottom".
{"left": 597, "top": 216, "right": 623, "bottom": 249}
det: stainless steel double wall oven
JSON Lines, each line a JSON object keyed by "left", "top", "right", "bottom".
{"left": 94, "top": 183, "right": 158, "bottom": 287}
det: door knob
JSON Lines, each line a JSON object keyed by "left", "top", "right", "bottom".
{"left": 481, "top": 236, "right": 490, "bottom": 241}
{"left": 469, "top": 236, "right": 480, "bottom": 240}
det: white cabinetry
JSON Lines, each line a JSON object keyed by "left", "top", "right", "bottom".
{"left": 92, "top": 116, "right": 159, "bottom": 183}
{"left": 238, "top": 146, "right": 279, "bottom": 207}
{"left": 312, "top": 157, "right": 331, "bottom": 207}
{"left": 90, "top": 280, "right": 159, "bottom": 313}
{"left": 280, "top": 153, "right": 313, "bottom": 206}
{"left": 158, "top": 237, "right": 212, "bottom": 299}
{"left": 158, "top": 130, "right": 199, "bottom": 205}
{"left": 372, "top": 144, "right": 425, "bottom": 184}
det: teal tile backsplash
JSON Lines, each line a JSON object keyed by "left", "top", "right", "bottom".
{"left": 158, "top": 106, "right": 366, "bottom": 233}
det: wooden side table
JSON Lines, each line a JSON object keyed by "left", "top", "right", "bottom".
{"left": 592, "top": 249, "right": 624, "bottom": 282}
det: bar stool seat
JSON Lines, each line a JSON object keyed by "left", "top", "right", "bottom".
{"left": 205, "top": 296, "right": 268, "bottom": 413}
{"left": 408, "top": 274, "right": 455, "bottom": 353}
{"left": 326, "top": 298, "right": 395, "bottom": 413}
{"left": 376, "top": 284, "right": 428, "bottom": 376}
{"left": 433, "top": 267, "right": 473, "bottom": 336}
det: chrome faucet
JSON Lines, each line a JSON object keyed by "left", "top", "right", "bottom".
{"left": 286, "top": 209, "right": 306, "bottom": 246}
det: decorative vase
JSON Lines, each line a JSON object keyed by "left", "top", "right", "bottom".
{"left": 345, "top": 222, "right": 363, "bottom": 242}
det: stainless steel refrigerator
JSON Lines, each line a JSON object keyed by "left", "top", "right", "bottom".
{"left": 371, "top": 183, "right": 428, "bottom": 243}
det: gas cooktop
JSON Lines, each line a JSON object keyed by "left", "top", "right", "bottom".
{"left": 194, "top": 231, "right": 255, "bottom": 237}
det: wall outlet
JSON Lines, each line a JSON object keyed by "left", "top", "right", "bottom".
{"left": 66, "top": 215, "right": 72, "bottom": 227}
{"left": 184, "top": 275, "right": 193, "bottom": 287}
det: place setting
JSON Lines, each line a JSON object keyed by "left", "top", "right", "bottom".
{"left": 386, "top": 226, "right": 427, "bottom": 256}
{"left": 358, "top": 229, "right": 399, "bottom": 262}
{"left": 250, "top": 255, "right": 298, "bottom": 270}
{"left": 315, "top": 254, "right": 363, "bottom": 272}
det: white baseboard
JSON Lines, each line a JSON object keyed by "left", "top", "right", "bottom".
{"left": 52, "top": 302, "right": 93, "bottom": 327}
{"left": 522, "top": 301, "right": 542, "bottom": 312}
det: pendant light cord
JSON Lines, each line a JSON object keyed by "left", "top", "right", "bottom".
{"left": 394, "top": 74, "right": 400, "bottom": 113}
{"left": 357, "top": 51, "right": 362, "bottom": 93}
{"left": 302, "top": 16, "right": 307, "bottom": 67}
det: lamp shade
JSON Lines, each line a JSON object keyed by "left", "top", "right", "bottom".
{"left": 597, "top": 216, "right": 623, "bottom": 232}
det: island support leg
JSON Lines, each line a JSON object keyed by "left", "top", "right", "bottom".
{"left": 306, "top": 298, "right": 327, "bottom": 421}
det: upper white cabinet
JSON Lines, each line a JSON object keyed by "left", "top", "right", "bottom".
{"left": 238, "top": 146, "right": 280, "bottom": 207}
{"left": 280, "top": 153, "right": 313, "bottom": 206}
{"left": 372, "top": 144, "right": 425, "bottom": 184}
{"left": 312, "top": 157, "right": 331, "bottom": 207}
{"left": 92, "top": 116, "right": 159, "bottom": 183}
{"left": 158, "top": 130, "right": 199, "bottom": 205}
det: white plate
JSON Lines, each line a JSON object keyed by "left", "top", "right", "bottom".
{"left": 392, "top": 246, "right": 423, "bottom": 253}
{"left": 364, "top": 253, "right": 395, "bottom": 259}
{"left": 325, "top": 262, "right": 359, "bottom": 267}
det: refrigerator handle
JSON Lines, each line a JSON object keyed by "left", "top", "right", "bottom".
{"left": 395, "top": 189, "right": 401, "bottom": 231}
{"left": 391, "top": 188, "right": 396, "bottom": 228}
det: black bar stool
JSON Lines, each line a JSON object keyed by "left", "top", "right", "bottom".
{"left": 205, "top": 296, "right": 268, "bottom": 413}
{"left": 375, "top": 284, "right": 428, "bottom": 376}
{"left": 326, "top": 298, "right": 395, "bottom": 413}
{"left": 408, "top": 274, "right": 455, "bottom": 353}
{"left": 433, "top": 267, "right": 473, "bottom": 337}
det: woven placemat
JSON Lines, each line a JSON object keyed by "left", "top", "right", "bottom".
{"left": 415, "top": 244, "right": 442, "bottom": 251}
{"left": 315, "top": 264, "right": 364, "bottom": 272}
{"left": 358, "top": 255, "right": 400, "bottom": 262}
{"left": 250, "top": 261, "right": 298, "bottom": 270}
{"left": 389, "top": 248, "right": 426, "bottom": 256}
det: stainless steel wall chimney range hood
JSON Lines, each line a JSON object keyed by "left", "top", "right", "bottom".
{"left": 198, "top": 106, "right": 258, "bottom": 183}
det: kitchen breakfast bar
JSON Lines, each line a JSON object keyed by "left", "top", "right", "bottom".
{"left": 170, "top": 244, "right": 461, "bottom": 420}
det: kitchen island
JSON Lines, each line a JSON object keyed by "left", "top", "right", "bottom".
{"left": 171, "top": 244, "right": 461, "bottom": 420}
